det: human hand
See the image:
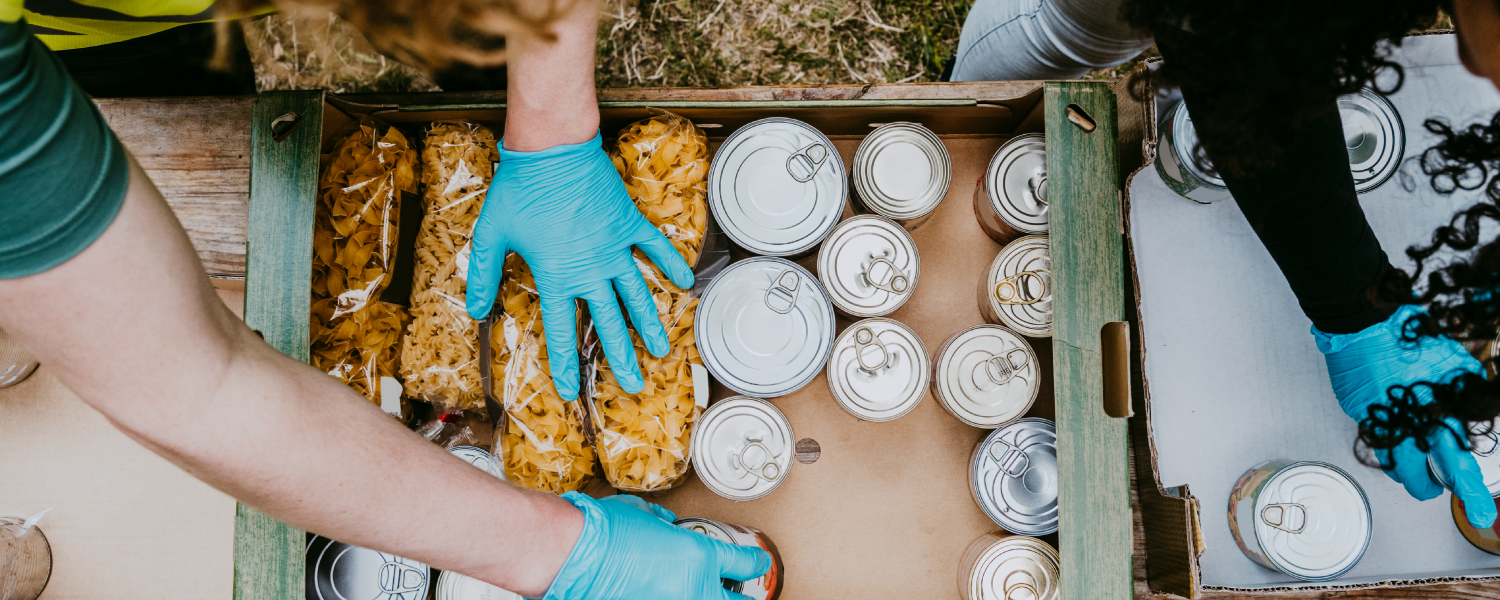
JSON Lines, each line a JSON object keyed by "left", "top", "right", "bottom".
{"left": 465, "top": 132, "right": 694, "bottom": 400}
{"left": 544, "top": 493, "right": 770, "bottom": 600}
{"left": 1313, "top": 304, "right": 1497, "bottom": 528}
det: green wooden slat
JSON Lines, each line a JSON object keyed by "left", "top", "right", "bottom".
{"left": 1046, "top": 81, "right": 1132, "bottom": 599}
{"left": 238, "top": 89, "right": 324, "bottom": 600}
{"left": 397, "top": 98, "right": 977, "bottom": 111}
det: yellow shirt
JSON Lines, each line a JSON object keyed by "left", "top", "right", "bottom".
{"left": 0, "top": 0, "right": 269, "bottom": 50}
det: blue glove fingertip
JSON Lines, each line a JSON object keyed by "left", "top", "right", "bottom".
{"left": 713, "top": 539, "right": 772, "bottom": 582}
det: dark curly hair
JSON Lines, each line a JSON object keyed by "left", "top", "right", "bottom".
{"left": 1122, "top": 0, "right": 1447, "bottom": 177}
{"left": 1362, "top": 114, "right": 1500, "bottom": 464}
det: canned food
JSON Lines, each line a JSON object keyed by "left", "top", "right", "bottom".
{"left": 932, "top": 325, "right": 1040, "bottom": 429}
{"left": 851, "top": 122, "right": 950, "bottom": 229}
{"left": 969, "top": 418, "right": 1058, "bottom": 535}
{"left": 1428, "top": 422, "right": 1500, "bottom": 496}
{"left": 690, "top": 396, "right": 794, "bottom": 501}
{"left": 827, "top": 318, "right": 930, "bottom": 422}
{"left": 0, "top": 327, "right": 39, "bottom": 389}
{"left": 674, "top": 517, "right": 785, "bottom": 600}
{"left": 0, "top": 517, "right": 51, "bottom": 600}
{"left": 696, "top": 257, "right": 835, "bottom": 398}
{"left": 979, "top": 236, "right": 1052, "bottom": 338}
{"left": 1452, "top": 494, "right": 1500, "bottom": 555}
{"left": 1155, "top": 101, "right": 1231, "bottom": 205}
{"left": 816, "top": 215, "right": 920, "bottom": 317}
{"left": 974, "top": 134, "right": 1048, "bottom": 245}
{"left": 449, "top": 445, "right": 505, "bottom": 480}
{"left": 435, "top": 570, "right": 523, "bottom": 600}
{"left": 957, "top": 532, "right": 1059, "bottom": 600}
{"left": 1227, "top": 460, "right": 1371, "bottom": 582}
{"left": 307, "top": 535, "right": 431, "bottom": 600}
{"left": 709, "top": 118, "right": 846, "bottom": 257}
{"left": 1339, "top": 88, "right": 1403, "bottom": 194}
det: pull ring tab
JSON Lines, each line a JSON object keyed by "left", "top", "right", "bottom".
{"left": 864, "top": 257, "right": 910, "bottom": 294}
{"left": 1261, "top": 503, "right": 1307, "bottom": 534}
{"left": 994, "top": 270, "right": 1051, "bottom": 306}
{"left": 786, "top": 142, "right": 830, "bottom": 183}
{"left": 735, "top": 440, "right": 782, "bottom": 481}
{"left": 380, "top": 561, "right": 427, "bottom": 593}
{"left": 1004, "top": 580, "right": 1040, "bottom": 600}
{"left": 988, "top": 438, "right": 1031, "bottom": 478}
{"left": 764, "top": 270, "right": 800, "bottom": 314}
{"left": 974, "top": 348, "right": 1030, "bottom": 388}
{"left": 854, "top": 327, "right": 890, "bottom": 372}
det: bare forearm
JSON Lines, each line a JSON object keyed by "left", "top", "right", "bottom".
{"left": 504, "top": 0, "right": 600, "bottom": 151}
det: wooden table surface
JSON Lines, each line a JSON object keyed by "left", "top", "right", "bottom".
{"left": 98, "top": 91, "right": 1499, "bottom": 600}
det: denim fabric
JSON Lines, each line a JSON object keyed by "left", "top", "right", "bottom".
{"left": 952, "top": 0, "right": 1152, "bottom": 81}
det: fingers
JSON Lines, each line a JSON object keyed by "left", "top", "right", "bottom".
{"left": 1391, "top": 438, "right": 1443, "bottom": 501}
{"left": 538, "top": 292, "right": 583, "bottom": 400}
{"left": 614, "top": 274, "right": 670, "bottom": 357}
{"left": 465, "top": 192, "right": 509, "bottom": 320}
{"left": 581, "top": 283, "right": 645, "bottom": 394}
{"left": 634, "top": 225, "right": 695, "bottom": 290}
{"left": 713, "top": 538, "right": 771, "bottom": 582}
{"left": 1432, "top": 424, "right": 1499, "bottom": 528}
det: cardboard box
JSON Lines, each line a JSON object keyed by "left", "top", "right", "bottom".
{"left": 241, "top": 82, "right": 1135, "bottom": 599}
{"left": 1127, "top": 33, "right": 1500, "bottom": 597}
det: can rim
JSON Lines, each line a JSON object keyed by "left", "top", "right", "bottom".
{"left": 967, "top": 534, "right": 1060, "bottom": 600}
{"left": 985, "top": 133, "right": 1050, "bottom": 235}
{"left": 1168, "top": 103, "right": 1226, "bottom": 188}
{"left": 932, "top": 324, "right": 1041, "bottom": 429}
{"left": 986, "top": 235, "right": 1052, "bottom": 338}
{"left": 695, "top": 257, "right": 836, "bottom": 398}
{"left": 969, "top": 417, "right": 1059, "bottom": 535}
{"left": 853, "top": 122, "right": 951, "bottom": 220}
{"left": 816, "top": 215, "right": 922, "bottom": 318}
{"left": 689, "top": 396, "right": 795, "bottom": 501}
{"left": 1256, "top": 460, "right": 1372, "bottom": 582}
{"left": 826, "top": 317, "right": 931, "bottom": 422}
{"left": 708, "top": 117, "right": 847, "bottom": 257}
{"left": 1341, "top": 88, "right": 1404, "bottom": 194}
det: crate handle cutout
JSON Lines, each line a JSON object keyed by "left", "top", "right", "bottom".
{"left": 269, "top": 112, "right": 302, "bottom": 143}
{"left": 1101, "top": 321, "right": 1133, "bottom": 418}
{"left": 1065, "top": 104, "right": 1097, "bottom": 133}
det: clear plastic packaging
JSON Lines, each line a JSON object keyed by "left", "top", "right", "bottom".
{"left": 584, "top": 111, "right": 710, "bottom": 492}
{"left": 400, "top": 121, "right": 497, "bottom": 412}
{"left": 310, "top": 120, "right": 417, "bottom": 406}
{"left": 491, "top": 255, "right": 598, "bottom": 494}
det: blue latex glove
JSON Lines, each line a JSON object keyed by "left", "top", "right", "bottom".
{"left": 466, "top": 133, "right": 694, "bottom": 400}
{"left": 545, "top": 493, "right": 771, "bottom": 600}
{"left": 1313, "top": 304, "right": 1497, "bottom": 528}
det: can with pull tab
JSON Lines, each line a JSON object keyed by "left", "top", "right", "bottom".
{"left": 817, "top": 215, "right": 920, "bottom": 318}
{"left": 980, "top": 236, "right": 1051, "bottom": 338}
{"left": 969, "top": 418, "right": 1058, "bottom": 536}
{"left": 932, "top": 325, "right": 1040, "bottom": 429}
{"left": 709, "top": 118, "right": 846, "bottom": 258}
{"left": 974, "top": 134, "right": 1047, "bottom": 245}
{"left": 306, "top": 535, "right": 431, "bottom": 600}
{"left": 851, "top": 122, "right": 951, "bottom": 230}
{"left": 690, "top": 396, "right": 795, "bottom": 502}
{"left": 827, "top": 317, "right": 930, "bottom": 422}
{"left": 673, "top": 517, "right": 785, "bottom": 600}
{"left": 1227, "top": 459, "right": 1372, "bottom": 582}
{"left": 696, "top": 257, "right": 836, "bottom": 398}
{"left": 957, "top": 532, "right": 1059, "bottom": 600}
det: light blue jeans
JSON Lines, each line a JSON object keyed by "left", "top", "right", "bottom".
{"left": 952, "top": 0, "right": 1153, "bottom": 81}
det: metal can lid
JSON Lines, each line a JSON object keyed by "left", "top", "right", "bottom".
{"left": 1254, "top": 461, "right": 1372, "bottom": 581}
{"left": 934, "top": 325, "right": 1040, "bottom": 428}
{"left": 690, "top": 396, "right": 795, "bottom": 501}
{"left": 817, "top": 215, "right": 920, "bottom": 317}
{"left": 673, "top": 517, "right": 735, "bottom": 542}
{"left": 1338, "top": 88, "right": 1403, "bottom": 194}
{"left": 448, "top": 445, "right": 505, "bottom": 480}
{"left": 1427, "top": 422, "right": 1500, "bottom": 496}
{"left": 827, "top": 318, "right": 930, "bottom": 422}
{"left": 697, "top": 257, "right": 836, "bottom": 397}
{"left": 853, "top": 122, "right": 950, "bottom": 221}
{"left": 1168, "top": 103, "right": 1226, "bottom": 188}
{"left": 985, "top": 134, "right": 1049, "bottom": 235}
{"left": 306, "top": 535, "right": 431, "bottom": 600}
{"left": 435, "top": 571, "right": 523, "bottom": 600}
{"left": 985, "top": 236, "right": 1052, "bottom": 337}
{"left": 967, "top": 535, "right": 1060, "bottom": 600}
{"left": 709, "top": 118, "right": 846, "bottom": 256}
{"left": 971, "top": 418, "right": 1058, "bottom": 535}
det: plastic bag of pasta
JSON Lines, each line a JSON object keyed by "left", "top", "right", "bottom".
{"left": 310, "top": 119, "right": 417, "bottom": 410}
{"left": 491, "top": 254, "right": 598, "bottom": 494}
{"left": 608, "top": 110, "right": 710, "bottom": 268}
{"left": 581, "top": 111, "right": 710, "bottom": 492}
{"left": 399, "top": 121, "right": 497, "bottom": 412}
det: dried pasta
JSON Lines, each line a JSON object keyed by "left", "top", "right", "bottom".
{"left": 310, "top": 121, "right": 417, "bottom": 406}
{"left": 399, "top": 121, "right": 497, "bottom": 411}
{"left": 589, "top": 111, "right": 709, "bottom": 492}
{"left": 492, "top": 255, "right": 598, "bottom": 493}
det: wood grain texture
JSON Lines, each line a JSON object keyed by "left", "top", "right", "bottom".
{"left": 235, "top": 90, "right": 324, "bottom": 600}
{"left": 337, "top": 80, "right": 1044, "bottom": 107}
{"left": 97, "top": 97, "right": 253, "bottom": 278}
{"left": 1047, "top": 81, "right": 1134, "bottom": 600}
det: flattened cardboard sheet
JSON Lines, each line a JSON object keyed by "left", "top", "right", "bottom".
{"left": 1132, "top": 34, "right": 1500, "bottom": 588}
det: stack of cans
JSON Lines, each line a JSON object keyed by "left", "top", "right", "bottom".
{"left": 1227, "top": 460, "right": 1372, "bottom": 582}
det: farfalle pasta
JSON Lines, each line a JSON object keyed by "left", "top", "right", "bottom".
{"left": 492, "top": 255, "right": 598, "bottom": 493}
{"left": 399, "top": 121, "right": 497, "bottom": 412}
{"left": 310, "top": 121, "right": 417, "bottom": 407}
{"left": 588, "top": 112, "right": 709, "bottom": 492}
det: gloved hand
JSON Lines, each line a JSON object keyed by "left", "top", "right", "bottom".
{"left": 545, "top": 493, "right": 771, "bottom": 600}
{"left": 1313, "top": 304, "right": 1497, "bottom": 528}
{"left": 466, "top": 132, "right": 694, "bottom": 400}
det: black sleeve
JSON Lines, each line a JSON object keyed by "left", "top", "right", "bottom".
{"left": 1159, "top": 44, "right": 1397, "bottom": 335}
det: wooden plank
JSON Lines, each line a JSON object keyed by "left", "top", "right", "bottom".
{"left": 1047, "top": 80, "right": 1133, "bottom": 600}
{"left": 339, "top": 80, "right": 1044, "bottom": 107}
{"left": 397, "top": 98, "right": 980, "bottom": 112}
{"left": 97, "top": 97, "right": 254, "bottom": 278}
{"left": 235, "top": 90, "right": 324, "bottom": 600}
